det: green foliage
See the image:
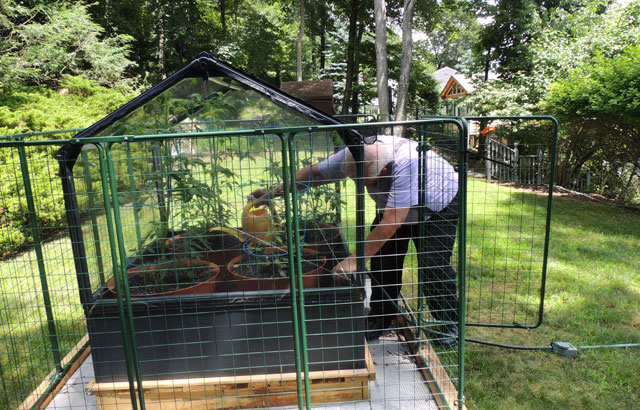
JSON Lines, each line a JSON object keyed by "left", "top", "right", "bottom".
{"left": 0, "top": 77, "right": 129, "bottom": 135}
{"left": 539, "top": 1, "right": 640, "bottom": 195}
{"left": 469, "top": 0, "right": 640, "bottom": 201}
{"left": 419, "top": 2, "right": 481, "bottom": 71}
{"left": 0, "top": 1, "right": 135, "bottom": 89}
{"left": 544, "top": 43, "right": 640, "bottom": 198}
{"left": 407, "top": 59, "right": 440, "bottom": 114}
{"left": 0, "top": 79, "right": 130, "bottom": 252}
{"left": 472, "top": 0, "right": 572, "bottom": 79}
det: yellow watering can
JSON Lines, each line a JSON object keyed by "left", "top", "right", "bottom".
{"left": 242, "top": 199, "right": 276, "bottom": 244}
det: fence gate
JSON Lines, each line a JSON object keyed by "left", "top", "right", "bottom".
{"left": 463, "top": 116, "right": 558, "bottom": 329}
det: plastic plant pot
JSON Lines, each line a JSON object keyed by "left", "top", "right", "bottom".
{"left": 226, "top": 247, "right": 327, "bottom": 292}
{"left": 108, "top": 258, "right": 221, "bottom": 297}
{"left": 165, "top": 227, "right": 245, "bottom": 273}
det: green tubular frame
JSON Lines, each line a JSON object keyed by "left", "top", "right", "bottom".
{"left": 1, "top": 117, "right": 558, "bottom": 410}
{"left": 462, "top": 116, "right": 558, "bottom": 330}
{"left": 103, "top": 143, "right": 147, "bottom": 409}
{"left": 95, "top": 143, "right": 145, "bottom": 409}
{"left": 17, "top": 144, "right": 63, "bottom": 373}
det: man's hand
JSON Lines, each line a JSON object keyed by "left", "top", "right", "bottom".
{"left": 250, "top": 188, "right": 269, "bottom": 200}
{"left": 250, "top": 185, "right": 283, "bottom": 201}
{"left": 332, "top": 255, "right": 357, "bottom": 286}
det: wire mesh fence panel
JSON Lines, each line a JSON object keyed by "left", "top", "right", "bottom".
{"left": 0, "top": 121, "right": 471, "bottom": 410}
{"left": 0, "top": 116, "right": 558, "bottom": 410}
{"left": 464, "top": 117, "right": 556, "bottom": 328}
{"left": 2, "top": 54, "right": 490, "bottom": 409}
{"left": 0, "top": 131, "right": 90, "bottom": 410}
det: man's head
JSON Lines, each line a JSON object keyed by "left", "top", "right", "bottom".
{"left": 342, "top": 139, "right": 394, "bottom": 186}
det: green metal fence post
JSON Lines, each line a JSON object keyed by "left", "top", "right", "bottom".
{"left": 538, "top": 118, "right": 559, "bottom": 328}
{"left": 287, "top": 132, "right": 312, "bottom": 410}
{"left": 104, "top": 142, "right": 147, "bottom": 410}
{"left": 416, "top": 124, "right": 429, "bottom": 332}
{"left": 125, "top": 142, "right": 144, "bottom": 255}
{"left": 279, "top": 133, "right": 308, "bottom": 410}
{"left": 457, "top": 118, "right": 468, "bottom": 410}
{"left": 16, "top": 143, "right": 62, "bottom": 373}
{"left": 95, "top": 144, "right": 142, "bottom": 410}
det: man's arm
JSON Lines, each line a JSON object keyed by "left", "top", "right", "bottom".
{"left": 252, "top": 164, "right": 331, "bottom": 199}
{"left": 294, "top": 164, "right": 331, "bottom": 189}
{"left": 332, "top": 206, "right": 410, "bottom": 274}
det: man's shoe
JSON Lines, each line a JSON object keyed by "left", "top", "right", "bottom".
{"left": 433, "top": 324, "right": 458, "bottom": 348}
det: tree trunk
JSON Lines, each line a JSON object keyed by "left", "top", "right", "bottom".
{"left": 320, "top": 4, "right": 326, "bottom": 72}
{"left": 157, "top": 1, "right": 166, "bottom": 76}
{"left": 297, "top": 0, "right": 305, "bottom": 81}
{"left": 220, "top": 0, "right": 227, "bottom": 35}
{"left": 104, "top": 0, "right": 111, "bottom": 36}
{"left": 394, "top": 0, "right": 416, "bottom": 136}
{"left": 341, "top": 0, "right": 359, "bottom": 115}
{"left": 350, "top": 20, "right": 365, "bottom": 115}
{"left": 374, "top": 0, "right": 390, "bottom": 122}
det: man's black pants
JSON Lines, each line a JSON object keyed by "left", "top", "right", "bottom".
{"left": 369, "top": 196, "right": 459, "bottom": 324}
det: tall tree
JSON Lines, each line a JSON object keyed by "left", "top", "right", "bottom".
{"left": 0, "top": 1, "right": 134, "bottom": 88}
{"left": 341, "top": 0, "right": 360, "bottom": 115}
{"left": 394, "top": 0, "right": 416, "bottom": 128}
{"left": 422, "top": 2, "right": 481, "bottom": 70}
{"left": 296, "top": 0, "right": 305, "bottom": 81}
{"left": 374, "top": 0, "right": 390, "bottom": 120}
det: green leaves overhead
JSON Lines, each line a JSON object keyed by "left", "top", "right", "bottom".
{"left": 0, "top": 1, "right": 134, "bottom": 89}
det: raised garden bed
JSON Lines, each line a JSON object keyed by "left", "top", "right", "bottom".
{"left": 87, "top": 287, "right": 365, "bottom": 383}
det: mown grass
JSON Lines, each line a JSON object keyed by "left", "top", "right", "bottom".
{"left": 1, "top": 145, "right": 638, "bottom": 409}
{"left": 464, "top": 187, "right": 640, "bottom": 409}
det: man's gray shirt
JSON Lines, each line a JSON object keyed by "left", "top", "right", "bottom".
{"left": 317, "top": 135, "right": 458, "bottom": 223}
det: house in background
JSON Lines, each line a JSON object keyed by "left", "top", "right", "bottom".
{"left": 434, "top": 67, "right": 477, "bottom": 117}
{"left": 434, "top": 67, "right": 498, "bottom": 147}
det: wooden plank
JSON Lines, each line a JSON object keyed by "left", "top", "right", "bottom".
{"left": 95, "top": 382, "right": 367, "bottom": 410}
{"left": 89, "top": 344, "right": 374, "bottom": 410}
{"left": 18, "top": 334, "right": 91, "bottom": 410}
{"left": 90, "top": 360, "right": 373, "bottom": 392}
{"left": 397, "top": 315, "right": 467, "bottom": 410}
{"left": 92, "top": 376, "right": 369, "bottom": 409}
{"left": 364, "top": 339, "right": 376, "bottom": 381}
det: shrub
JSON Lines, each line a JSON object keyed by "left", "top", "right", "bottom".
{"left": 0, "top": 78, "right": 131, "bottom": 253}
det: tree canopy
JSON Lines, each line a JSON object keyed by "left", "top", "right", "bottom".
{"left": 0, "top": 0, "right": 638, "bottom": 201}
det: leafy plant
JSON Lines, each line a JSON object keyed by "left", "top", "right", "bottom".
{"left": 297, "top": 157, "right": 345, "bottom": 227}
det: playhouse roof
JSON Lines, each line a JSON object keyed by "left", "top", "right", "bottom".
{"left": 440, "top": 74, "right": 475, "bottom": 99}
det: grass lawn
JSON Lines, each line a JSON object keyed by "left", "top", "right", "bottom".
{"left": 464, "top": 188, "right": 640, "bottom": 409}
{"left": 1, "top": 140, "right": 638, "bottom": 409}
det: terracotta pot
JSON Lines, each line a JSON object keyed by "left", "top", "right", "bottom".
{"left": 108, "top": 258, "right": 220, "bottom": 297}
{"left": 300, "top": 223, "right": 344, "bottom": 254}
{"left": 226, "top": 248, "right": 326, "bottom": 292}
{"left": 165, "top": 227, "right": 244, "bottom": 272}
